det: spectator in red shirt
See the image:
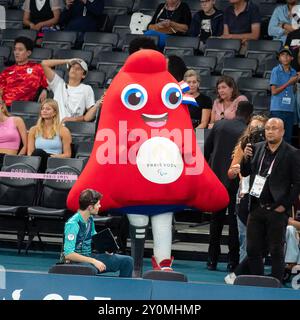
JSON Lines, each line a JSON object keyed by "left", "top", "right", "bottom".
{"left": 0, "top": 37, "right": 48, "bottom": 107}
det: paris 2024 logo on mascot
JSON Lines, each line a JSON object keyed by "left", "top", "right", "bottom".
{"left": 67, "top": 49, "right": 229, "bottom": 276}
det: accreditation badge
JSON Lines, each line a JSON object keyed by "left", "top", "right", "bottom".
{"left": 249, "top": 175, "right": 267, "bottom": 198}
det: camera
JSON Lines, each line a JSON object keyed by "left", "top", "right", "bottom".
{"left": 247, "top": 126, "right": 265, "bottom": 153}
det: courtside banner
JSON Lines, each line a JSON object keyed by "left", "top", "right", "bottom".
{"left": 0, "top": 271, "right": 152, "bottom": 300}
{"left": 1, "top": 271, "right": 300, "bottom": 301}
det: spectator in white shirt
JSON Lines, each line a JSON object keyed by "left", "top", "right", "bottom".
{"left": 41, "top": 58, "right": 95, "bottom": 122}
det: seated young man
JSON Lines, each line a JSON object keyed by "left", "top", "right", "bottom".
{"left": 41, "top": 58, "right": 96, "bottom": 122}
{"left": 0, "top": 37, "right": 48, "bottom": 107}
{"left": 63, "top": 189, "right": 133, "bottom": 277}
{"left": 221, "top": 0, "right": 261, "bottom": 50}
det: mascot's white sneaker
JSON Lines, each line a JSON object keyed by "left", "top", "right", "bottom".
{"left": 152, "top": 256, "right": 174, "bottom": 271}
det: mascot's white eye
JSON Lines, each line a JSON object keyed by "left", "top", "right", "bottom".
{"left": 121, "top": 84, "right": 148, "bottom": 110}
{"left": 161, "top": 83, "right": 182, "bottom": 109}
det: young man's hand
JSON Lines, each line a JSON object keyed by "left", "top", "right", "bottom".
{"left": 92, "top": 259, "right": 106, "bottom": 273}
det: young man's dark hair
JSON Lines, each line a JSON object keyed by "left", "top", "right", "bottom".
{"left": 14, "top": 36, "right": 34, "bottom": 52}
{"left": 167, "top": 55, "right": 188, "bottom": 82}
{"left": 79, "top": 189, "right": 102, "bottom": 210}
{"left": 128, "top": 36, "right": 158, "bottom": 55}
{"left": 235, "top": 101, "right": 253, "bottom": 122}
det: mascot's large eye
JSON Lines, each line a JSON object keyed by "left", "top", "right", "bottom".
{"left": 121, "top": 84, "right": 148, "bottom": 110}
{"left": 161, "top": 83, "right": 182, "bottom": 109}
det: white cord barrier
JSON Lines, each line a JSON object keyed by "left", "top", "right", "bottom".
{"left": 0, "top": 172, "right": 78, "bottom": 181}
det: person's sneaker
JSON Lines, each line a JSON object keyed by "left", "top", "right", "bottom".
{"left": 224, "top": 272, "right": 237, "bottom": 285}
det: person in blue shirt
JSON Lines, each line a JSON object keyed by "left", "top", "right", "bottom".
{"left": 63, "top": 189, "right": 133, "bottom": 277}
{"left": 268, "top": 0, "right": 298, "bottom": 45}
{"left": 270, "top": 47, "right": 300, "bottom": 143}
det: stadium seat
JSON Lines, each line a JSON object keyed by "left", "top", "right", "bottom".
{"left": 30, "top": 47, "right": 53, "bottom": 63}
{"left": 238, "top": 77, "right": 270, "bottom": 100}
{"left": 246, "top": 40, "right": 282, "bottom": 76}
{"left": 104, "top": 0, "right": 134, "bottom": 16}
{"left": 164, "top": 36, "right": 200, "bottom": 56}
{"left": 214, "top": 0, "right": 228, "bottom": 11}
{"left": 259, "top": 2, "right": 279, "bottom": 18}
{"left": 10, "top": 101, "right": 40, "bottom": 120}
{"left": 96, "top": 51, "right": 128, "bottom": 83}
{"left": 182, "top": 55, "right": 217, "bottom": 73}
{"left": 41, "top": 31, "right": 77, "bottom": 50}
{"left": 262, "top": 59, "right": 277, "bottom": 79}
{"left": 23, "top": 117, "right": 38, "bottom": 131}
{"left": 142, "top": 270, "right": 188, "bottom": 282}
{"left": 64, "top": 121, "right": 96, "bottom": 144}
{"left": 93, "top": 87, "right": 105, "bottom": 101}
{"left": 132, "top": 0, "right": 160, "bottom": 15}
{"left": 221, "top": 57, "right": 258, "bottom": 83}
{"left": 0, "top": 155, "right": 41, "bottom": 253}
{"left": 122, "top": 33, "right": 159, "bottom": 52}
{"left": 1, "top": 29, "right": 37, "bottom": 47}
{"left": 113, "top": 27, "right": 131, "bottom": 51}
{"left": 112, "top": 14, "right": 131, "bottom": 30}
{"left": 0, "top": 45, "right": 11, "bottom": 65}
{"left": 82, "top": 32, "right": 119, "bottom": 57}
{"left": 48, "top": 263, "right": 98, "bottom": 276}
{"left": 5, "top": 9, "right": 23, "bottom": 29}
{"left": 233, "top": 275, "right": 282, "bottom": 288}
{"left": 187, "top": 0, "right": 201, "bottom": 14}
{"left": 222, "top": 57, "right": 258, "bottom": 74}
{"left": 205, "top": 38, "right": 241, "bottom": 72}
{"left": 199, "top": 75, "right": 219, "bottom": 96}
{"left": 83, "top": 70, "right": 106, "bottom": 88}
{"left": 26, "top": 158, "right": 85, "bottom": 252}
{"left": 252, "top": 95, "right": 271, "bottom": 115}
{"left": 75, "top": 141, "right": 93, "bottom": 159}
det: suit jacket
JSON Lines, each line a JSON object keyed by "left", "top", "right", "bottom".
{"left": 240, "top": 140, "right": 300, "bottom": 213}
{"left": 204, "top": 117, "right": 247, "bottom": 188}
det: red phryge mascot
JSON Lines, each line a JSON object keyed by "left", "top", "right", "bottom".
{"left": 67, "top": 50, "right": 229, "bottom": 277}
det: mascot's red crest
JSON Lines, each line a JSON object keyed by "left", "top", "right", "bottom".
{"left": 67, "top": 50, "right": 229, "bottom": 212}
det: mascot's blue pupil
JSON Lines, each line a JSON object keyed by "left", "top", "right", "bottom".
{"left": 166, "top": 88, "right": 181, "bottom": 105}
{"left": 125, "top": 89, "right": 143, "bottom": 106}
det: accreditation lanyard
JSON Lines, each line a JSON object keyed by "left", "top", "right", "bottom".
{"left": 249, "top": 151, "right": 276, "bottom": 198}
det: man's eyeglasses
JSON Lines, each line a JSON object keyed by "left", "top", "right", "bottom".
{"left": 220, "top": 112, "right": 225, "bottom": 119}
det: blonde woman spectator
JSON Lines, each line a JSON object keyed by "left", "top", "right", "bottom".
{"left": 209, "top": 75, "right": 248, "bottom": 127}
{"left": 183, "top": 69, "right": 212, "bottom": 128}
{"left": 28, "top": 99, "right": 72, "bottom": 171}
{"left": 0, "top": 100, "right": 27, "bottom": 166}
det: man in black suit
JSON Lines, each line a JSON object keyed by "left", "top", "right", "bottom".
{"left": 204, "top": 101, "right": 253, "bottom": 271}
{"left": 241, "top": 118, "right": 300, "bottom": 282}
